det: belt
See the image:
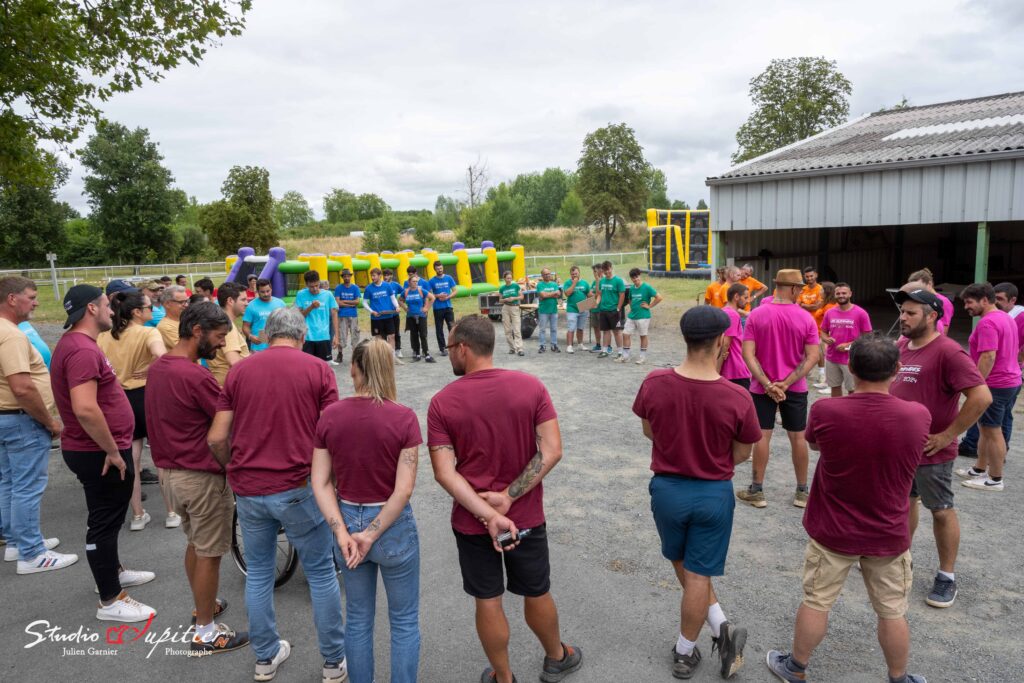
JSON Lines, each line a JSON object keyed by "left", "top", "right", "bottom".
{"left": 0, "top": 409, "right": 26, "bottom": 415}
{"left": 340, "top": 498, "right": 387, "bottom": 507}
{"left": 503, "top": 303, "right": 519, "bottom": 307}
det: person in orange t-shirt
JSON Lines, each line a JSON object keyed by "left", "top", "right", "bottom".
{"left": 739, "top": 264, "right": 769, "bottom": 311}
{"left": 704, "top": 268, "right": 727, "bottom": 306}
{"left": 798, "top": 267, "right": 825, "bottom": 314}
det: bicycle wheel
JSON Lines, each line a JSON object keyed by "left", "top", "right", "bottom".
{"left": 231, "top": 505, "right": 300, "bottom": 589}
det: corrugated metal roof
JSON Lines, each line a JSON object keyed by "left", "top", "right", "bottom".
{"left": 709, "top": 91, "right": 1024, "bottom": 182}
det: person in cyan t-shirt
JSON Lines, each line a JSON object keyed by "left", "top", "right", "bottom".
{"left": 295, "top": 270, "right": 339, "bottom": 364}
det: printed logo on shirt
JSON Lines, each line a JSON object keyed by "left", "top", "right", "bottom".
{"left": 896, "top": 364, "right": 922, "bottom": 384}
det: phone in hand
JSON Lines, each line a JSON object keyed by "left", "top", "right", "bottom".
{"left": 496, "top": 527, "right": 532, "bottom": 546}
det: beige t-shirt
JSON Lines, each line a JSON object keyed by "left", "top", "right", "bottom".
{"left": 0, "top": 319, "right": 55, "bottom": 413}
{"left": 208, "top": 323, "right": 250, "bottom": 386}
{"left": 157, "top": 316, "right": 179, "bottom": 352}
{"left": 97, "top": 325, "right": 165, "bottom": 390}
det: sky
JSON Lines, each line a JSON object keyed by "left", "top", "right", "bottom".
{"left": 55, "top": 0, "right": 1024, "bottom": 217}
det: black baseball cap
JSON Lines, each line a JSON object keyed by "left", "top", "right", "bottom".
{"left": 105, "top": 279, "right": 138, "bottom": 296}
{"left": 63, "top": 284, "right": 104, "bottom": 329}
{"left": 894, "top": 288, "right": 944, "bottom": 322}
{"left": 680, "top": 305, "right": 731, "bottom": 341}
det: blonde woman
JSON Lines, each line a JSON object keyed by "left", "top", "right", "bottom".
{"left": 312, "top": 338, "right": 421, "bottom": 683}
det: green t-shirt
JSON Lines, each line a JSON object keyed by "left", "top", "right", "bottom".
{"left": 499, "top": 282, "right": 521, "bottom": 304}
{"left": 628, "top": 282, "right": 658, "bottom": 319}
{"left": 563, "top": 279, "right": 591, "bottom": 313}
{"left": 536, "top": 280, "right": 561, "bottom": 315}
{"left": 598, "top": 276, "right": 625, "bottom": 312}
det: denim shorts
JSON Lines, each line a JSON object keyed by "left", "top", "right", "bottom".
{"left": 979, "top": 385, "right": 1021, "bottom": 428}
{"left": 565, "top": 311, "right": 589, "bottom": 331}
{"left": 649, "top": 475, "right": 734, "bottom": 576}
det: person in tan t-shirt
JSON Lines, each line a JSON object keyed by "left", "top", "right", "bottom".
{"left": 157, "top": 285, "right": 189, "bottom": 351}
{"left": 207, "top": 282, "right": 250, "bottom": 385}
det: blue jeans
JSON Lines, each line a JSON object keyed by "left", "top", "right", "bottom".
{"left": 961, "top": 384, "right": 1020, "bottom": 451}
{"left": 337, "top": 502, "right": 420, "bottom": 683}
{"left": 0, "top": 413, "right": 51, "bottom": 560}
{"left": 537, "top": 313, "right": 558, "bottom": 347}
{"left": 236, "top": 484, "right": 345, "bottom": 662}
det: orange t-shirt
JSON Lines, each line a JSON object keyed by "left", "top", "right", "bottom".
{"left": 704, "top": 281, "right": 727, "bottom": 307}
{"left": 738, "top": 276, "right": 767, "bottom": 311}
{"left": 799, "top": 284, "right": 824, "bottom": 309}
{"left": 813, "top": 302, "right": 837, "bottom": 330}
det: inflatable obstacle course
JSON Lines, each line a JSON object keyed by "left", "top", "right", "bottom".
{"left": 644, "top": 209, "right": 713, "bottom": 279}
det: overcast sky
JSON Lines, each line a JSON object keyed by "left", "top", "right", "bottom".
{"left": 55, "top": 0, "right": 1024, "bottom": 217}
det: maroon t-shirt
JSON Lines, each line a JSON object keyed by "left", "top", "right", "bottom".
{"left": 890, "top": 335, "right": 985, "bottom": 464}
{"left": 427, "top": 368, "right": 556, "bottom": 535}
{"left": 218, "top": 346, "right": 338, "bottom": 496}
{"left": 145, "top": 354, "right": 222, "bottom": 473}
{"left": 803, "top": 393, "right": 930, "bottom": 556}
{"left": 50, "top": 332, "right": 134, "bottom": 451}
{"left": 315, "top": 397, "right": 423, "bottom": 503}
{"left": 632, "top": 369, "right": 762, "bottom": 480}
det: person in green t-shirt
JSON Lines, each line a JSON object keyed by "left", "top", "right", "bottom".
{"left": 535, "top": 268, "right": 562, "bottom": 353}
{"left": 498, "top": 270, "right": 525, "bottom": 355}
{"left": 588, "top": 263, "right": 604, "bottom": 353}
{"left": 620, "top": 268, "right": 663, "bottom": 364}
{"left": 596, "top": 261, "right": 626, "bottom": 358}
{"left": 562, "top": 265, "right": 591, "bottom": 353}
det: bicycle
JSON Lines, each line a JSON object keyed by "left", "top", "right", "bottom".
{"left": 230, "top": 497, "right": 300, "bottom": 589}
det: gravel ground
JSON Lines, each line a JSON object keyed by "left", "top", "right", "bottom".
{"left": 5, "top": 320, "right": 1021, "bottom": 682}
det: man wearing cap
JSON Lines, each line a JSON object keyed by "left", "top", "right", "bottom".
{"left": 0, "top": 277, "right": 76, "bottom": 574}
{"left": 633, "top": 306, "right": 760, "bottom": 680}
{"left": 890, "top": 285, "right": 989, "bottom": 609}
{"left": 157, "top": 285, "right": 189, "bottom": 351}
{"left": 738, "top": 269, "right": 820, "bottom": 509}
{"left": 50, "top": 285, "right": 157, "bottom": 622}
{"left": 141, "top": 281, "right": 166, "bottom": 328}
{"left": 333, "top": 269, "right": 361, "bottom": 364}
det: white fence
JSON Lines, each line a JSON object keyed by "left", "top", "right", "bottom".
{"left": 523, "top": 251, "right": 644, "bottom": 268}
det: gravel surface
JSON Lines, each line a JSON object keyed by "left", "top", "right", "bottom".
{"left": 7, "top": 319, "right": 1022, "bottom": 682}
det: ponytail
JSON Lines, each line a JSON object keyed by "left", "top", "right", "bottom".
{"left": 351, "top": 338, "right": 397, "bottom": 403}
{"left": 109, "top": 291, "right": 146, "bottom": 339}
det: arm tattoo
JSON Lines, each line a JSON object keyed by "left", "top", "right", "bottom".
{"left": 328, "top": 517, "right": 342, "bottom": 532}
{"left": 508, "top": 452, "right": 544, "bottom": 499}
{"left": 429, "top": 445, "right": 455, "bottom": 455}
{"left": 401, "top": 447, "right": 418, "bottom": 466}
{"left": 367, "top": 518, "right": 382, "bottom": 533}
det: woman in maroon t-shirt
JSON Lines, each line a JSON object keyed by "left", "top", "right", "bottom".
{"left": 311, "top": 338, "right": 422, "bottom": 683}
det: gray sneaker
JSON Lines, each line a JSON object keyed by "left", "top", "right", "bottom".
{"left": 925, "top": 574, "right": 957, "bottom": 608}
{"left": 672, "top": 645, "right": 701, "bottom": 679}
{"left": 765, "top": 650, "right": 805, "bottom": 682}
{"left": 322, "top": 659, "right": 349, "bottom": 683}
{"left": 711, "top": 622, "right": 747, "bottom": 679}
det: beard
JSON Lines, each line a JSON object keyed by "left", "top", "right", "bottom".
{"left": 901, "top": 318, "right": 930, "bottom": 339}
{"left": 197, "top": 336, "right": 220, "bottom": 360}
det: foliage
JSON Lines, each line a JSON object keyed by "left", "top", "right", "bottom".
{"left": 80, "top": 120, "right": 179, "bottom": 262}
{"left": 576, "top": 123, "right": 651, "bottom": 249}
{"left": 434, "top": 194, "right": 463, "bottom": 232}
{"left": 175, "top": 224, "right": 210, "bottom": 261}
{"left": 274, "top": 190, "right": 314, "bottom": 229}
{"left": 216, "top": 165, "right": 277, "bottom": 252}
{"left": 481, "top": 184, "right": 520, "bottom": 248}
{"left": 362, "top": 213, "right": 401, "bottom": 253}
{"left": 670, "top": 199, "right": 690, "bottom": 210}
{"left": 646, "top": 168, "right": 670, "bottom": 209}
{"left": 555, "top": 190, "right": 585, "bottom": 227}
{"left": 505, "top": 168, "right": 574, "bottom": 227}
{"left": 323, "top": 188, "right": 359, "bottom": 223}
{"left": 456, "top": 204, "right": 488, "bottom": 245}
{"left": 410, "top": 212, "right": 437, "bottom": 248}
{"left": 696, "top": 199, "right": 708, "bottom": 210}
{"left": 732, "top": 57, "right": 852, "bottom": 163}
{"left": 1, "top": 0, "right": 250, "bottom": 185}
{"left": 63, "top": 218, "right": 107, "bottom": 265}
{"left": 0, "top": 156, "right": 72, "bottom": 268}
{"left": 355, "top": 193, "right": 390, "bottom": 220}
{"left": 198, "top": 200, "right": 251, "bottom": 256}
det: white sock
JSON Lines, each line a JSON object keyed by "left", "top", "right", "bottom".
{"left": 195, "top": 621, "right": 216, "bottom": 642}
{"left": 938, "top": 570, "right": 955, "bottom": 581}
{"left": 675, "top": 633, "right": 696, "bottom": 656}
{"left": 706, "top": 602, "right": 727, "bottom": 638}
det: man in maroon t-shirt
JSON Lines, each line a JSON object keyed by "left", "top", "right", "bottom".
{"left": 633, "top": 306, "right": 761, "bottom": 680}
{"left": 891, "top": 288, "right": 989, "bottom": 610}
{"left": 428, "top": 315, "right": 582, "bottom": 683}
{"left": 766, "top": 333, "right": 931, "bottom": 683}
{"left": 145, "top": 302, "right": 249, "bottom": 655}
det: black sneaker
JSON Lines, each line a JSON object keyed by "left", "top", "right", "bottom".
{"left": 540, "top": 643, "right": 582, "bottom": 682}
{"left": 925, "top": 574, "right": 957, "bottom": 608}
{"left": 517, "top": 351, "right": 525, "bottom": 356}
{"left": 140, "top": 468, "right": 159, "bottom": 485}
{"left": 480, "top": 667, "right": 517, "bottom": 683}
{"left": 190, "top": 623, "right": 249, "bottom": 655}
{"left": 411, "top": 354, "right": 422, "bottom": 362}
{"left": 672, "top": 645, "right": 702, "bottom": 679}
{"left": 711, "top": 622, "right": 747, "bottom": 678}
{"left": 538, "top": 346, "right": 546, "bottom": 353}
{"left": 425, "top": 355, "right": 436, "bottom": 363}
{"left": 508, "top": 349, "right": 516, "bottom": 354}
{"left": 958, "top": 443, "right": 977, "bottom": 458}
{"left": 551, "top": 345, "right": 560, "bottom": 353}
{"left": 439, "top": 349, "right": 448, "bottom": 357}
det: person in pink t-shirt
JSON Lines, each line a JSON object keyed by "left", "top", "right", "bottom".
{"left": 738, "top": 269, "right": 820, "bottom": 510}
{"left": 819, "top": 283, "right": 872, "bottom": 397}
{"left": 720, "top": 283, "right": 752, "bottom": 388}
{"left": 957, "top": 283, "right": 1022, "bottom": 492}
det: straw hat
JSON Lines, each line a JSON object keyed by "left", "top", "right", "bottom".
{"left": 774, "top": 269, "right": 804, "bottom": 287}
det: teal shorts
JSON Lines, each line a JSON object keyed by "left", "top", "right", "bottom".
{"left": 649, "top": 475, "right": 735, "bottom": 577}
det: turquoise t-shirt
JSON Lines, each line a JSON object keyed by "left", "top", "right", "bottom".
{"left": 499, "top": 282, "right": 521, "bottom": 304}
{"left": 242, "top": 297, "right": 286, "bottom": 351}
{"left": 598, "top": 276, "right": 625, "bottom": 312}
{"left": 18, "top": 322, "right": 51, "bottom": 369}
{"left": 564, "top": 279, "right": 591, "bottom": 313}
{"left": 628, "top": 282, "right": 658, "bottom": 320}
{"left": 294, "top": 288, "right": 338, "bottom": 342}
{"left": 536, "top": 281, "right": 561, "bottom": 315}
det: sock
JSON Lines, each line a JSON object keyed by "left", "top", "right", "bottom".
{"left": 787, "top": 656, "right": 807, "bottom": 674}
{"left": 969, "top": 467, "right": 985, "bottom": 476}
{"left": 889, "top": 675, "right": 908, "bottom": 683}
{"left": 797, "top": 484, "right": 809, "bottom": 493}
{"left": 675, "top": 633, "right": 696, "bottom": 656}
{"left": 640, "top": 348, "right": 647, "bottom": 355}
{"left": 749, "top": 482, "right": 763, "bottom": 493}
{"left": 706, "top": 602, "right": 727, "bottom": 638}
{"left": 990, "top": 476, "right": 1002, "bottom": 482}
{"left": 616, "top": 347, "right": 623, "bottom": 355}
{"left": 938, "top": 570, "right": 955, "bottom": 581}
{"left": 622, "top": 349, "right": 630, "bottom": 357}
{"left": 195, "top": 621, "right": 215, "bottom": 642}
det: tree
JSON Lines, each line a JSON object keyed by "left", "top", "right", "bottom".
{"left": 412, "top": 212, "right": 437, "bottom": 248}
{"left": 0, "top": 161, "right": 72, "bottom": 268}
{"left": 670, "top": 199, "right": 690, "bottom": 210}
{"left": 732, "top": 57, "right": 852, "bottom": 163}
{"left": 323, "top": 188, "right": 359, "bottom": 223}
{"left": 199, "top": 200, "right": 251, "bottom": 256}
{"left": 575, "top": 123, "right": 651, "bottom": 249}
{"left": 646, "top": 168, "right": 670, "bottom": 208}
{"left": 482, "top": 184, "right": 520, "bottom": 248}
{"left": 1, "top": 1, "right": 250, "bottom": 185}
{"left": 434, "top": 194, "right": 462, "bottom": 232}
{"left": 218, "top": 165, "right": 277, "bottom": 251}
{"left": 80, "top": 120, "right": 179, "bottom": 262}
{"left": 63, "top": 217, "right": 107, "bottom": 265}
{"left": 355, "top": 193, "right": 390, "bottom": 220}
{"left": 696, "top": 199, "right": 708, "bottom": 210}
{"left": 274, "top": 190, "right": 314, "bottom": 229}
{"left": 555, "top": 190, "right": 585, "bottom": 227}
{"left": 464, "top": 159, "right": 489, "bottom": 208}
{"left": 508, "top": 168, "right": 573, "bottom": 227}
{"left": 456, "top": 204, "right": 488, "bottom": 245}
{"left": 362, "top": 213, "right": 400, "bottom": 253}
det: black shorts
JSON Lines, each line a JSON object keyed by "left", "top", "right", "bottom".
{"left": 370, "top": 317, "right": 397, "bottom": 338}
{"left": 124, "top": 386, "right": 146, "bottom": 441}
{"left": 729, "top": 377, "right": 751, "bottom": 391}
{"left": 598, "top": 310, "right": 619, "bottom": 331}
{"left": 752, "top": 390, "right": 808, "bottom": 432}
{"left": 302, "top": 339, "right": 332, "bottom": 361}
{"left": 454, "top": 524, "right": 550, "bottom": 599}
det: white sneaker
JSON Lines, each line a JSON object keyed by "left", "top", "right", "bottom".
{"left": 255, "top": 639, "right": 292, "bottom": 681}
{"left": 94, "top": 568, "right": 156, "bottom": 593}
{"left": 396, "top": 350, "right": 403, "bottom": 359}
{"left": 813, "top": 382, "right": 828, "bottom": 389}
{"left": 818, "top": 388, "right": 832, "bottom": 395}
{"left": 129, "top": 511, "right": 151, "bottom": 531}
{"left": 328, "top": 360, "right": 340, "bottom": 366}
{"left": 955, "top": 467, "right": 985, "bottom": 479}
{"left": 165, "top": 512, "right": 182, "bottom": 529}
{"left": 615, "top": 355, "right": 628, "bottom": 363}
{"left": 962, "top": 477, "right": 1004, "bottom": 491}
{"left": 96, "top": 592, "right": 156, "bottom": 623}
{"left": 566, "top": 345, "right": 574, "bottom": 354}
{"left": 17, "top": 550, "right": 79, "bottom": 575}
{"left": 4, "top": 536, "right": 59, "bottom": 562}
{"left": 635, "top": 355, "right": 646, "bottom": 365}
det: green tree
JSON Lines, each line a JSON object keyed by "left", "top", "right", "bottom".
{"left": 434, "top": 194, "right": 462, "bottom": 232}
{"left": 576, "top": 123, "right": 651, "bottom": 249}
{"left": 198, "top": 200, "right": 250, "bottom": 256}
{"left": 696, "top": 199, "right": 708, "bottom": 210}
{"left": 63, "top": 217, "right": 107, "bottom": 265}
{"left": 555, "top": 189, "right": 585, "bottom": 227}
{"left": 732, "top": 57, "right": 852, "bottom": 163}
{"left": 176, "top": 224, "right": 209, "bottom": 261}
{"left": 1, "top": 1, "right": 250, "bottom": 185}
{"left": 0, "top": 156, "right": 71, "bottom": 267}
{"left": 219, "top": 165, "right": 277, "bottom": 251}
{"left": 646, "top": 168, "right": 670, "bottom": 208}
{"left": 362, "top": 213, "right": 400, "bottom": 252}
{"left": 80, "top": 120, "right": 179, "bottom": 262}
{"left": 670, "top": 199, "right": 690, "bottom": 210}
{"left": 412, "top": 212, "right": 437, "bottom": 248}
{"left": 274, "top": 190, "right": 314, "bottom": 229}
{"left": 507, "top": 168, "right": 573, "bottom": 227}
{"left": 482, "top": 184, "right": 520, "bottom": 248}
{"left": 456, "top": 204, "right": 488, "bottom": 245}
{"left": 355, "top": 193, "right": 390, "bottom": 220}
{"left": 323, "top": 188, "right": 359, "bottom": 223}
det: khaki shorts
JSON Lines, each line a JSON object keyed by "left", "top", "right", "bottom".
{"left": 825, "top": 360, "right": 855, "bottom": 392}
{"left": 160, "top": 468, "right": 233, "bottom": 557}
{"left": 801, "top": 539, "right": 912, "bottom": 619}
{"left": 623, "top": 318, "right": 651, "bottom": 336}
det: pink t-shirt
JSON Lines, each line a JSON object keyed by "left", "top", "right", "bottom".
{"left": 804, "top": 393, "right": 930, "bottom": 556}
{"left": 721, "top": 306, "right": 751, "bottom": 380}
{"left": 632, "top": 369, "right": 761, "bottom": 480}
{"left": 145, "top": 355, "right": 222, "bottom": 473}
{"left": 890, "top": 335, "right": 984, "bottom": 464}
{"left": 936, "top": 293, "right": 954, "bottom": 334}
{"left": 427, "top": 368, "right": 556, "bottom": 535}
{"left": 1011, "top": 307, "right": 1024, "bottom": 362}
{"left": 742, "top": 302, "right": 819, "bottom": 394}
{"left": 822, "top": 304, "right": 872, "bottom": 365}
{"left": 968, "top": 309, "right": 1022, "bottom": 389}
{"left": 315, "top": 397, "right": 422, "bottom": 503}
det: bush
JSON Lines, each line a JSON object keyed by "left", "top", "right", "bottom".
{"left": 516, "top": 232, "right": 560, "bottom": 253}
